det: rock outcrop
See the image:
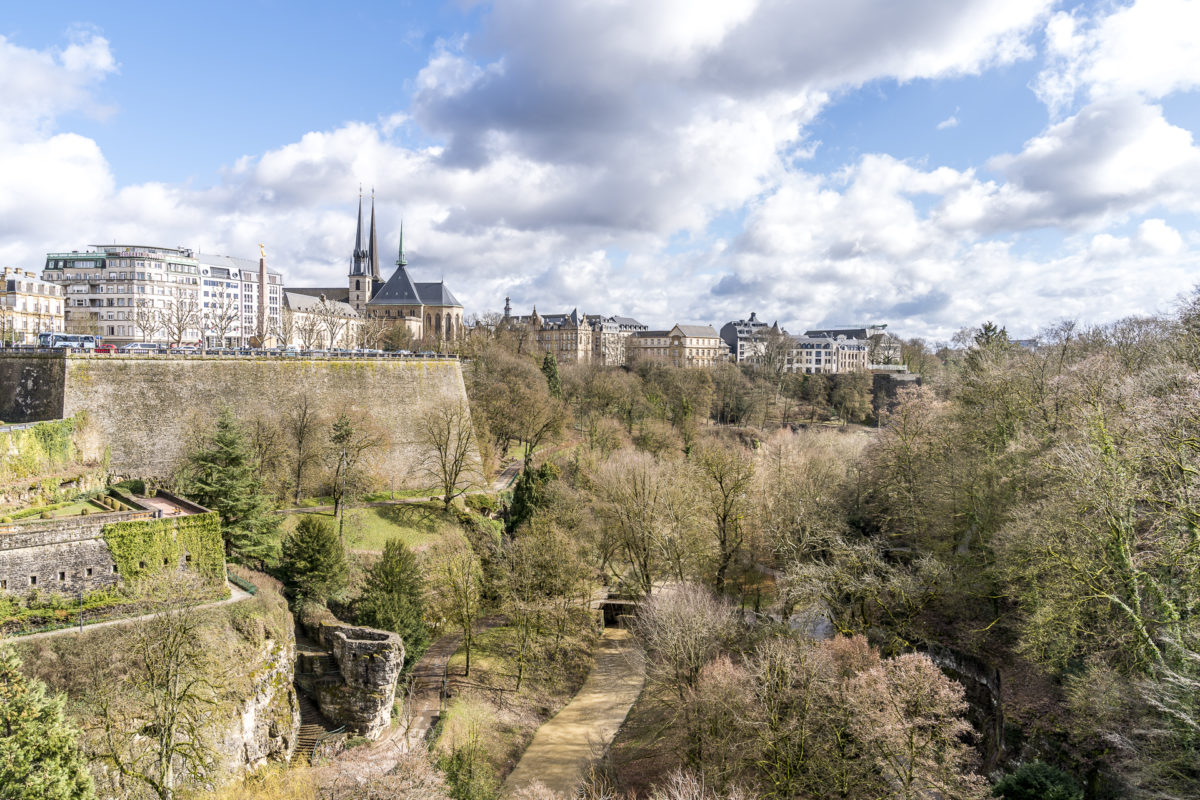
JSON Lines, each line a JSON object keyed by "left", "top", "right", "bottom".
{"left": 296, "top": 608, "right": 404, "bottom": 739}
{"left": 218, "top": 628, "right": 301, "bottom": 770}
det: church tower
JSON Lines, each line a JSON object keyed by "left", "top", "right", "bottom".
{"left": 348, "top": 189, "right": 372, "bottom": 313}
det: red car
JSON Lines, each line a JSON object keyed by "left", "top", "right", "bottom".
{"left": 94, "top": 343, "right": 117, "bottom": 354}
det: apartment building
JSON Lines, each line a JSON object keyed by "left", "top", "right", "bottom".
{"left": 720, "top": 312, "right": 771, "bottom": 362}
{"left": 804, "top": 324, "right": 902, "bottom": 365}
{"left": 196, "top": 252, "right": 283, "bottom": 347}
{"left": 43, "top": 245, "right": 203, "bottom": 344}
{"left": 786, "top": 335, "right": 870, "bottom": 374}
{"left": 628, "top": 324, "right": 727, "bottom": 368}
{"left": 1, "top": 267, "right": 64, "bottom": 344}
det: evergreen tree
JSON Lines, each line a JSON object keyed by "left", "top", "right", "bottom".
{"left": 507, "top": 461, "right": 559, "bottom": 533}
{"left": 357, "top": 540, "right": 430, "bottom": 665}
{"left": 541, "top": 351, "right": 562, "bottom": 399}
{"left": 0, "top": 649, "right": 96, "bottom": 800}
{"left": 280, "top": 514, "right": 348, "bottom": 602}
{"left": 181, "top": 408, "right": 279, "bottom": 562}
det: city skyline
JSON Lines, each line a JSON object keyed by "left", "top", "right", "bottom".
{"left": 1, "top": 0, "right": 1198, "bottom": 339}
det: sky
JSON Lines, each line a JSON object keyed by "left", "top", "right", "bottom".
{"left": 1, "top": 0, "right": 1198, "bottom": 340}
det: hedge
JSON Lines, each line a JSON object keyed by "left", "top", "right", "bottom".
{"left": 102, "top": 511, "right": 225, "bottom": 585}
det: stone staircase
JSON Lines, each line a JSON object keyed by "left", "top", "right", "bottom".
{"left": 291, "top": 691, "right": 338, "bottom": 764}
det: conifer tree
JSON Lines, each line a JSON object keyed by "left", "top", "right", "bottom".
{"left": 0, "top": 649, "right": 96, "bottom": 800}
{"left": 541, "top": 350, "right": 562, "bottom": 399}
{"left": 280, "top": 514, "right": 348, "bottom": 602}
{"left": 357, "top": 540, "right": 429, "bottom": 665}
{"left": 181, "top": 408, "right": 279, "bottom": 563}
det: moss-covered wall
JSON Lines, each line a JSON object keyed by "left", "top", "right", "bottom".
{"left": 56, "top": 355, "right": 473, "bottom": 487}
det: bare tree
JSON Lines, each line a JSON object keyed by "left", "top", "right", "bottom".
{"left": 295, "top": 311, "right": 324, "bottom": 350}
{"left": 285, "top": 395, "right": 324, "bottom": 503}
{"left": 203, "top": 289, "right": 240, "bottom": 348}
{"left": 133, "top": 299, "right": 160, "bottom": 342}
{"left": 270, "top": 306, "right": 295, "bottom": 348}
{"left": 691, "top": 442, "right": 755, "bottom": 593}
{"left": 157, "top": 298, "right": 200, "bottom": 347}
{"left": 357, "top": 313, "right": 388, "bottom": 349}
{"left": 87, "top": 574, "right": 222, "bottom": 800}
{"left": 314, "top": 297, "right": 349, "bottom": 349}
{"left": 426, "top": 532, "right": 484, "bottom": 677}
{"left": 328, "top": 412, "right": 384, "bottom": 525}
{"left": 418, "top": 402, "right": 479, "bottom": 509}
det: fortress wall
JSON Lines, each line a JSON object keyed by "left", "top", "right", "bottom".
{"left": 0, "top": 353, "right": 65, "bottom": 424}
{"left": 58, "top": 355, "right": 472, "bottom": 486}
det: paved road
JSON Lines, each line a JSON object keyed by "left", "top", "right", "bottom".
{"left": 12, "top": 581, "right": 253, "bottom": 641}
{"left": 503, "top": 628, "right": 645, "bottom": 797}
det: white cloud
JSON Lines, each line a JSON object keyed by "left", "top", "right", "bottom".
{"left": 1036, "top": 0, "right": 1200, "bottom": 115}
{"left": 937, "top": 115, "right": 959, "bottom": 130}
{"left": 1, "top": 6, "right": 1197, "bottom": 341}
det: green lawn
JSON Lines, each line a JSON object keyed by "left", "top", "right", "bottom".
{"left": 9, "top": 498, "right": 109, "bottom": 523}
{"left": 289, "top": 488, "right": 440, "bottom": 508}
{"left": 280, "top": 503, "right": 456, "bottom": 552}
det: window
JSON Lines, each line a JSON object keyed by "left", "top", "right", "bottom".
{"left": 29, "top": 576, "right": 37, "bottom": 586}
{"left": 112, "top": 564, "right": 119, "bottom": 573}
{"left": 58, "top": 571, "right": 66, "bottom": 581}
{"left": 86, "top": 567, "right": 93, "bottom": 577}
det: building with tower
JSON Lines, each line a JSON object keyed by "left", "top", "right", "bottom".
{"left": 290, "top": 193, "right": 463, "bottom": 343}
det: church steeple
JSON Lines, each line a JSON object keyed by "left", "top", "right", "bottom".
{"left": 368, "top": 189, "right": 380, "bottom": 280}
{"left": 351, "top": 187, "right": 368, "bottom": 276}
{"left": 397, "top": 221, "right": 407, "bottom": 267}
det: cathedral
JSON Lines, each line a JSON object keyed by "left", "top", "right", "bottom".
{"left": 292, "top": 194, "right": 463, "bottom": 341}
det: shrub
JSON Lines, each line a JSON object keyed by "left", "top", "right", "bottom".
{"left": 280, "top": 515, "right": 348, "bottom": 602}
{"left": 992, "top": 762, "right": 1083, "bottom": 800}
{"left": 39, "top": 511, "right": 50, "bottom": 520}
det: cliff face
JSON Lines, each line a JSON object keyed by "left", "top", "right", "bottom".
{"left": 218, "top": 634, "right": 301, "bottom": 770}
{"left": 296, "top": 609, "right": 405, "bottom": 739}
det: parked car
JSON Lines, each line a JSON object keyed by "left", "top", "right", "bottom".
{"left": 120, "top": 342, "right": 160, "bottom": 353}
{"left": 94, "top": 343, "right": 117, "bottom": 354}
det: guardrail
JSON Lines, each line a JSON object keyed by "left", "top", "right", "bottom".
{"left": 227, "top": 571, "right": 259, "bottom": 596}
{"left": 0, "top": 346, "right": 461, "bottom": 360}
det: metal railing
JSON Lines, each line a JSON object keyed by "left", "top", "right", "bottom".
{"left": 0, "top": 346, "right": 461, "bottom": 360}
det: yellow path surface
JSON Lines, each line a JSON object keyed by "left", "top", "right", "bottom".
{"left": 504, "top": 627, "right": 645, "bottom": 797}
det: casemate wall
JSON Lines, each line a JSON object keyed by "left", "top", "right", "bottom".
{"left": 0, "top": 354, "right": 473, "bottom": 487}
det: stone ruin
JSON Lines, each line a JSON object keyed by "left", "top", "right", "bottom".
{"left": 296, "top": 612, "right": 404, "bottom": 739}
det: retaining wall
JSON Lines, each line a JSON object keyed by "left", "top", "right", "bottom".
{"left": 0, "top": 354, "right": 474, "bottom": 486}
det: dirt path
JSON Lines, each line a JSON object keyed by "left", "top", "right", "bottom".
{"left": 14, "top": 581, "right": 253, "bottom": 641}
{"left": 503, "top": 627, "right": 645, "bottom": 797}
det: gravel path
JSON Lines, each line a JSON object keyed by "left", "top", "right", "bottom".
{"left": 503, "top": 627, "right": 645, "bottom": 797}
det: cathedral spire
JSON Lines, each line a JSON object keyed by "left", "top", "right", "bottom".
{"left": 351, "top": 187, "right": 366, "bottom": 276}
{"left": 368, "top": 189, "right": 380, "bottom": 280}
{"left": 397, "top": 221, "right": 408, "bottom": 267}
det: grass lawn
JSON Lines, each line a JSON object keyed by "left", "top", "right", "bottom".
{"left": 280, "top": 503, "right": 456, "bottom": 552}
{"left": 9, "top": 498, "right": 109, "bottom": 523}
{"left": 289, "top": 488, "right": 441, "bottom": 508}
{"left": 440, "top": 619, "right": 599, "bottom": 781}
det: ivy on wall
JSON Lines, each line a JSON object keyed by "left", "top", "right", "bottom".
{"left": 101, "top": 511, "right": 225, "bottom": 584}
{"left": 0, "top": 417, "right": 77, "bottom": 483}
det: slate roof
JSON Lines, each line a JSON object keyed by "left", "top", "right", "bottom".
{"left": 369, "top": 264, "right": 422, "bottom": 305}
{"left": 284, "top": 291, "right": 358, "bottom": 317}
{"left": 289, "top": 287, "right": 351, "bottom": 303}
{"left": 674, "top": 324, "right": 720, "bottom": 338}
{"left": 415, "top": 282, "right": 462, "bottom": 307}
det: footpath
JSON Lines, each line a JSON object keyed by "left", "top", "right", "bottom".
{"left": 13, "top": 581, "right": 253, "bottom": 642}
{"left": 503, "top": 627, "right": 645, "bottom": 797}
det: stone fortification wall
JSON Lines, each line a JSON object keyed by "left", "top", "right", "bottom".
{"left": 0, "top": 506, "right": 154, "bottom": 594}
{"left": 51, "top": 355, "right": 471, "bottom": 486}
{"left": 0, "top": 353, "right": 64, "bottom": 425}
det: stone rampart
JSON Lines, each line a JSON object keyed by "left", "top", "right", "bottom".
{"left": 0, "top": 506, "right": 153, "bottom": 594}
{"left": 0, "top": 353, "right": 473, "bottom": 487}
{"left": 0, "top": 353, "right": 65, "bottom": 425}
